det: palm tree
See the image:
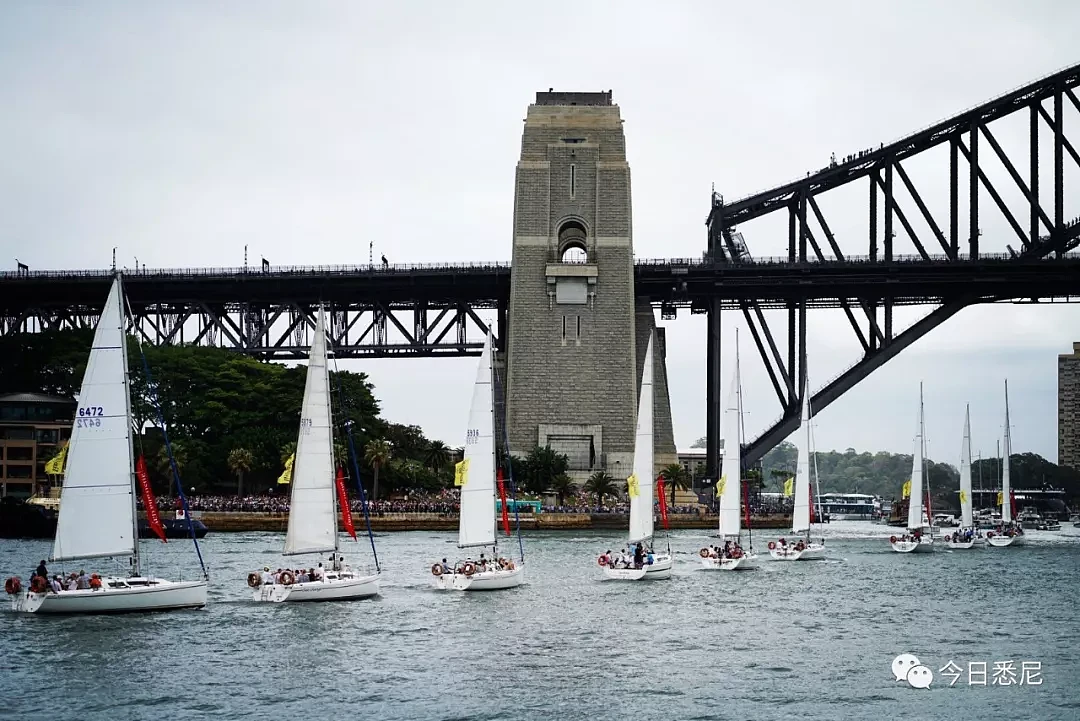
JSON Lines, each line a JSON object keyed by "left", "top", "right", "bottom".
{"left": 426, "top": 440, "right": 450, "bottom": 472}
{"left": 280, "top": 441, "right": 296, "bottom": 466}
{"left": 550, "top": 473, "right": 575, "bottom": 506}
{"left": 227, "top": 447, "right": 255, "bottom": 496}
{"left": 333, "top": 442, "right": 349, "bottom": 469}
{"left": 364, "top": 439, "right": 392, "bottom": 501}
{"left": 585, "top": 471, "right": 618, "bottom": 507}
{"left": 155, "top": 442, "right": 188, "bottom": 487}
{"left": 660, "top": 463, "right": 691, "bottom": 507}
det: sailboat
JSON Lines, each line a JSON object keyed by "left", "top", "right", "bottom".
{"left": 431, "top": 329, "right": 524, "bottom": 591}
{"left": 988, "top": 380, "right": 1025, "bottom": 548}
{"left": 768, "top": 374, "right": 825, "bottom": 561}
{"left": 890, "top": 383, "right": 935, "bottom": 553}
{"left": 8, "top": 275, "right": 208, "bottom": 614}
{"left": 943, "top": 405, "right": 983, "bottom": 549}
{"left": 598, "top": 331, "right": 673, "bottom": 581}
{"left": 700, "top": 333, "right": 758, "bottom": 570}
{"left": 249, "top": 308, "right": 380, "bottom": 602}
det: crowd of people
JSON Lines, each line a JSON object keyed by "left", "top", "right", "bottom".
{"left": 701, "top": 540, "right": 747, "bottom": 560}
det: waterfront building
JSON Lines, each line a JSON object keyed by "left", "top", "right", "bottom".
{"left": 0, "top": 393, "right": 76, "bottom": 498}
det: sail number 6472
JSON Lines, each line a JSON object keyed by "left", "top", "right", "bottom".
{"left": 76, "top": 407, "right": 104, "bottom": 427}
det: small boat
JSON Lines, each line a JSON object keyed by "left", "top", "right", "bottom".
{"left": 431, "top": 329, "right": 524, "bottom": 591}
{"left": 987, "top": 381, "right": 1025, "bottom": 549}
{"left": 1035, "top": 519, "right": 1062, "bottom": 531}
{"left": 891, "top": 383, "right": 935, "bottom": 554}
{"left": 700, "top": 332, "right": 758, "bottom": 570}
{"left": 249, "top": 308, "right": 380, "bottom": 602}
{"left": 139, "top": 510, "right": 209, "bottom": 539}
{"left": 943, "top": 405, "right": 983, "bottom": 549}
{"left": 598, "top": 331, "right": 673, "bottom": 581}
{"left": 7, "top": 275, "right": 209, "bottom": 614}
{"left": 768, "top": 373, "right": 825, "bottom": 561}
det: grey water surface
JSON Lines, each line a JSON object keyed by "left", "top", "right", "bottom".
{"left": 1, "top": 522, "right": 1078, "bottom": 721}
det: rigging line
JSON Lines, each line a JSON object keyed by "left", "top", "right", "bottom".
{"left": 329, "top": 353, "right": 381, "bottom": 574}
{"left": 125, "top": 295, "right": 208, "bottom": 580}
{"left": 490, "top": 333, "right": 524, "bottom": 564}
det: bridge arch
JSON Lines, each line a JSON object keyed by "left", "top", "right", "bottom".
{"left": 556, "top": 218, "right": 589, "bottom": 263}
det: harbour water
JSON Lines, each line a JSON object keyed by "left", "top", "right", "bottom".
{"left": 2, "top": 522, "right": 1078, "bottom": 721}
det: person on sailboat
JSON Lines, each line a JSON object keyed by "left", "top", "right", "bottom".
{"left": 633, "top": 543, "right": 644, "bottom": 569}
{"left": 34, "top": 560, "right": 48, "bottom": 582}
{"left": 440, "top": 558, "right": 451, "bottom": 575}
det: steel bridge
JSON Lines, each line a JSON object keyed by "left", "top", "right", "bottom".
{"left": 2, "top": 62, "right": 1079, "bottom": 476}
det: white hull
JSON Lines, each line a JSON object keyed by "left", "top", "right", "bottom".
{"left": 987, "top": 533, "right": 1026, "bottom": 548}
{"left": 11, "top": 578, "right": 206, "bottom": 614}
{"left": 253, "top": 573, "right": 379, "bottom": 603}
{"left": 700, "top": 553, "right": 758, "bottom": 570}
{"left": 768, "top": 543, "right": 826, "bottom": 561}
{"left": 434, "top": 565, "right": 523, "bottom": 591}
{"left": 890, "top": 538, "right": 935, "bottom": 553}
{"left": 944, "top": 540, "right": 977, "bottom": 550}
{"left": 600, "top": 554, "right": 672, "bottom": 581}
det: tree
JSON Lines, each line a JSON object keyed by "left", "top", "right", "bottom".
{"left": 227, "top": 447, "right": 254, "bottom": 496}
{"left": 522, "top": 446, "right": 569, "bottom": 495}
{"left": 585, "top": 471, "right": 618, "bottom": 506}
{"left": 550, "top": 473, "right": 575, "bottom": 506}
{"left": 659, "top": 463, "right": 691, "bottom": 506}
{"left": 770, "top": 468, "right": 794, "bottom": 493}
{"left": 280, "top": 442, "right": 297, "bottom": 466}
{"left": 156, "top": 441, "right": 188, "bottom": 489}
{"left": 364, "top": 439, "right": 393, "bottom": 501}
{"left": 691, "top": 436, "right": 707, "bottom": 449}
{"left": 426, "top": 440, "right": 450, "bottom": 472}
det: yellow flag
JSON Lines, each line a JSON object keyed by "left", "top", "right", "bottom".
{"left": 626, "top": 474, "right": 639, "bottom": 498}
{"left": 454, "top": 458, "right": 470, "bottom": 487}
{"left": 997, "top": 491, "right": 1003, "bottom": 505}
{"left": 277, "top": 453, "right": 295, "bottom": 484}
{"left": 45, "top": 444, "right": 68, "bottom": 475}
{"left": 959, "top": 490, "right": 967, "bottom": 505}
{"left": 716, "top": 475, "right": 726, "bottom": 496}
{"left": 901, "top": 479, "right": 911, "bottom": 499}
{"left": 782, "top": 477, "right": 794, "bottom": 498}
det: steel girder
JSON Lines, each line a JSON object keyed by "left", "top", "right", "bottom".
{"left": 704, "top": 63, "right": 1080, "bottom": 477}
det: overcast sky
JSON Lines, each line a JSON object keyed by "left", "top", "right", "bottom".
{"left": 2, "top": 2, "right": 1079, "bottom": 466}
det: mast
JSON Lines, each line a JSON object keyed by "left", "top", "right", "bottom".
{"left": 326, "top": 308, "right": 341, "bottom": 556}
{"left": 735, "top": 329, "right": 749, "bottom": 547}
{"left": 488, "top": 328, "right": 498, "bottom": 555}
{"left": 1002, "top": 379, "right": 1012, "bottom": 524}
{"left": 118, "top": 274, "right": 141, "bottom": 577}
{"left": 921, "top": 384, "right": 932, "bottom": 524}
{"left": 959, "top": 404, "right": 973, "bottom": 529}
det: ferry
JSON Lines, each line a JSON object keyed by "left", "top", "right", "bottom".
{"left": 817, "top": 493, "right": 880, "bottom": 521}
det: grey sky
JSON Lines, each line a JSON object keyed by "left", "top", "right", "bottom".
{"left": 2, "top": 1, "right": 1078, "bottom": 467}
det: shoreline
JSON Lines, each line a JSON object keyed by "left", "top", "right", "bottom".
{"left": 190, "top": 511, "right": 795, "bottom": 533}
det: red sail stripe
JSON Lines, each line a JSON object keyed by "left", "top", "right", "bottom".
{"left": 497, "top": 469, "right": 511, "bottom": 535}
{"left": 336, "top": 467, "right": 356, "bottom": 540}
{"left": 656, "top": 476, "right": 669, "bottom": 529}
{"left": 137, "top": 455, "right": 166, "bottom": 543}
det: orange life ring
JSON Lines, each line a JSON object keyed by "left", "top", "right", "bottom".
{"left": 986, "top": 531, "right": 994, "bottom": 538}
{"left": 767, "top": 541, "right": 777, "bottom": 550}
{"left": 698, "top": 548, "right": 709, "bottom": 558}
{"left": 597, "top": 555, "right": 608, "bottom": 566}
{"left": 431, "top": 564, "right": 443, "bottom": 576}
{"left": 29, "top": 576, "right": 47, "bottom": 594}
{"left": 247, "top": 572, "right": 261, "bottom": 588}
{"left": 462, "top": 562, "right": 476, "bottom": 576}
{"left": 4, "top": 577, "right": 21, "bottom": 595}
{"left": 280, "top": 571, "right": 296, "bottom": 586}
{"left": 889, "top": 536, "right": 897, "bottom": 544}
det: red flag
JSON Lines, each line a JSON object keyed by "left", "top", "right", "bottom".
{"left": 742, "top": 479, "right": 752, "bottom": 528}
{"left": 137, "top": 455, "right": 166, "bottom": 543}
{"left": 335, "top": 467, "right": 356, "bottom": 540}
{"left": 496, "top": 469, "right": 511, "bottom": 535}
{"left": 1009, "top": 490, "right": 1017, "bottom": 519}
{"left": 809, "top": 482, "right": 815, "bottom": 524}
{"left": 656, "top": 476, "right": 669, "bottom": 529}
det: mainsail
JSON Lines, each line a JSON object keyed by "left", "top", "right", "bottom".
{"left": 718, "top": 357, "right": 742, "bottom": 538}
{"left": 627, "top": 333, "right": 655, "bottom": 544}
{"left": 1002, "top": 381, "right": 1013, "bottom": 524}
{"left": 792, "top": 376, "right": 812, "bottom": 534}
{"left": 959, "top": 405, "right": 973, "bottom": 529}
{"left": 52, "top": 276, "right": 138, "bottom": 562}
{"left": 457, "top": 330, "right": 496, "bottom": 548}
{"left": 906, "top": 385, "right": 926, "bottom": 531}
{"left": 284, "top": 308, "right": 337, "bottom": 555}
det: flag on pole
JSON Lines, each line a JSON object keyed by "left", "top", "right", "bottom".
{"left": 45, "top": 444, "right": 68, "bottom": 475}
{"left": 901, "top": 479, "right": 912, "bottom": 499}
{"left": 277, "top": 453, "right": 294, "bottom": 484}
{"left": 454, "top": 458, "right": 470, "bottom": 487}
{"left": 335, "top": 467, "right": 356, "bottom": 540}
{"left": 136, "top": 455, "right": 166, "bottom": 542}
{"left": 497, "top": 469, "right": 511, "bottom": 535}
{"left": 626, "top": 474, "right": 639, "bottom": 498}
{"left": 782, "top": 477, "right": 794, "bottom": 498}
{"left": 656, "top": 476, "right": 670, "bottom": 529}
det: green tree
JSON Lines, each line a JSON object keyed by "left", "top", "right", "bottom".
{"left": 227, "top": 447, "right": 254, "bottom": 496}
{"left": 280, "top": 442, "right": 297, "bottom": 466}
{"left": 550, "top": 473, "right": 575, "bottom": 506}
{"left": 659, "top": 463, "right": 691, "bottom": 507}
{"left": 364, "top": 439, "right": 393, "bottom": 501}
{"left": 156, "top": 441, "right": 188, "bottom": 489}
{"left": 585, "top": 471, "right": 618, "bottom": 506}
{"left": 521, "top": 446, "right": 569, "bottom": 495}
{"left": 426, "top": 440, "right": 450, "bottom": 472}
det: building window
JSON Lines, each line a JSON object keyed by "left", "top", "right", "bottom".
{"left": 576, "top": 316, "right": 581, "bottom": 338}
{"left": 561, "top": 315, "right": 566, "bottom": 341}
{"left": 570, "top": 164, "right": 576, "bottom": 199}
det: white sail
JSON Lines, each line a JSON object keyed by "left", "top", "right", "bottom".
{"left": 52, "top": 277, "right": 137, "bottom": 562}
{"left": 792, "top": 377, "right": 812, "bottom": 534}
{"left": 907, "top": 385, "right": 925, "bottom": 531}
{"left": 284, "top": 308, "right": 337, "bottom": 555}
{"left": 959, "top": 404, "right": 973, "bottom": 528}
{"left": 718, "top": 358, "right": 742, "bottom": 538}
{"left": 628, "top": 333, "right": 655, "bottom": 544}
{"left": 1002, "top": 381, "right": 1012, "bottom": 524}
{"left": 458, "top": 330, "right": 496, "bottom": 548}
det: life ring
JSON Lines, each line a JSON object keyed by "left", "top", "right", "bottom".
{"left": 431, "top": 564, "right": 443, "bottom": 576}
{"left": 698, "top": 548, "right": 709, "bottom": 558}
{"left": 597, "top": 555, "right": 608, "bottom": 566}
{"left": 889, "top": 536, "right": 897, "bottom": 544}
{"left": 247, "top": 572, "right": 261, "bottom": 588}
{"left": 29, "top": 576, "right": 47, "bottom": 594}
{"left": 986, "top": 531, "right": 994, "bottom": 538}
{"left": 4, "top": 577, "right": 21, "bottom": 595}
{"left": 462, "top": 562, "right": 476, "bottom": 577}
{"left": 280, "top": 571, "right": 296, "bottom": 586}
{"left": 767, "top": 541, "right": 777, "bottom": 550}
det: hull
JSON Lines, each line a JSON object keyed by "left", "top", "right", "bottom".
{"left": 643, "top": 554, "right": 673, "bottom": 580}
{"left": 11, "top": 578, "right": 206, "bottom": 614}
{"left": 768, "top": 543, "right": 825, "bottom": 561}
{"left": 890, "top": 538, "right": 935, "bottom": 553}
{"left": 139, "top": 518, "right": 209, "bottom": 539}
{"left": 987, "top": 533, "right": 1026, "bottom": 548}
{"left": 434, "top": 565, "right": 523, "bottom": 591}
{"left": 944, "top": 540, "right": 977, "bottom": 550}
{"left": 700, "top": 553, "right": 758, "bottom": 570}
{"left": 601, "top": 566, "right": 648, "bottom": 581}
{"left": 253, "top": 573, "right": 380, "bottom": 603}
